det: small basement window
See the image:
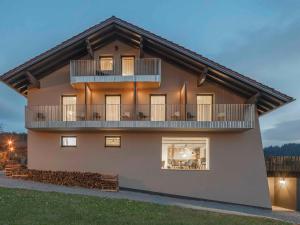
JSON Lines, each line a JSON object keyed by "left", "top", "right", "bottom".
{"left": 61, "top": 136, "right": 77, "bottom": 147}
{"left": 161, "top": 137, "right": 209, "bottom": 170}
{"left": 105, "top": 136, "right": 121, "bottom": 147}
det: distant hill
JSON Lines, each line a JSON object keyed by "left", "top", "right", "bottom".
{"left": 264, "top": 143, "right": 300, "bottom": 156}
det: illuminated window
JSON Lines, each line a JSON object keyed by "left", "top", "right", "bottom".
{"left": 105, "top": 136, "right": 121, "bottom": 147}
{"left": 62, "top": 96, "right": 77, "bottom": 121}
{"left": 197, "top": 95, "right": 213, "bottom": 121}
{"left": 61, "top": 136, "right": 77, "bottom": 147}
{"left": 151, "top": 95, "right": 166, "bottom": 121}
{"left": 106, "top": 96, "right": 120, "bottom": 121}
{"left": 161, "top": 137, "right": 209, "bottom": 170}
{"left": 100, "top": 57, "right": 113, "bottom": 71}
{"left": 122, "top": 56, "right": 134, "bottom": 76}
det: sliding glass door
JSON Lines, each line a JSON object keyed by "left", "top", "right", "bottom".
{"left": 62, "top": 96, "right": 77, "bottom": 121}
{"left": 151, "top": 95, "right": 166, "bottom": 121}
{"left": 197, "top": 95, "right": 213, "bottom": 121}
{"left": 106, "top": 95, "right": 121, "bottom": 121}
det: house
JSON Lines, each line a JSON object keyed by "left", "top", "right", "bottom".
{"left": 0, "top": 16, "right": 294, "bottom": 209}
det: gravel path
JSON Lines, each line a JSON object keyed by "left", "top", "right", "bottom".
{"left": 0, "top": 173, "right": 299, "bottom": 224}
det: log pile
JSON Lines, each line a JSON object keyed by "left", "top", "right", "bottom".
{"left": 5, "top": 161, "right": 27, "bottom": 177}
{"left": 24, "top": 170, "right": 119, "bottom": 191}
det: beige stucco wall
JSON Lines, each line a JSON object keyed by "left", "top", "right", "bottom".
{"left": 26, "top": 40, "right": 271, "bottom": 208}
{"left": 28, "top": 114, "right": 270, "bottom": 208}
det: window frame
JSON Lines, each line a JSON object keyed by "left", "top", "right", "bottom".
{"left": 61, "top": 95, "right": 77, "bottom": 122}
{"left": 105, "top": 136, "right": 121, "bottom": 148}
{"left": 196, "top": 94, "right": 214, "bottom": 121}
{"left": 105, "top": 94, "right": 121, "bottom": 121}
{"left": 61, "top": 136, "right": 77, "bottom": 148}
{"left": 99, "top": 56, "right": 114, "bottom": 71}
{"left": 121, "top": 56, "right": 135, "bottom": 76}
{"left": 161, "top": 137, "right": 210, "bottom": 171}
{"left": 150, "top": 94, "right": 167, "bottom": 121}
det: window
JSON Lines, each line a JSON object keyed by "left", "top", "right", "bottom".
{"left": 106, "top": 95, "right": 121, "bottom": 121}
{"left": 61, "top": 136, "right": 77, "bottom": 147}
{"left": 151, "top": 95, "right": 166, "bottom": 121}
{"left": 105, "top": 136, "right": 121, "bottom": 147}
{"left": 161, "top": 137, "right": 209, "bottom": 170}
{"left": 100, "top": 57, "right": 113, "bottom": 71}
{"left": 62, "top": 96, "right": 77, "bottom": 121}
{"left": 197, "top": 95, "right": 213, "bottom": 121}
{"left": 122, "top": 56, "right": 134, "bottom": 76}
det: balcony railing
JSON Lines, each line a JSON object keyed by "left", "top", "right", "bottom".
{"left": 25, "top": 104, "right": 255, "bottom": 130}
{"left": 265, "top": 156, "right": 300, "bottom": 176}
{"left": 70, "top": 58, "right": 161, "bottom": 84}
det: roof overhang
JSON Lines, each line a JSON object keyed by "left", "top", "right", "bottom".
{"left": 0, "top": 16, "right": 294, "bottom": 115}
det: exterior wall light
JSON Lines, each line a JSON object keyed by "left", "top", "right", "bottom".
{"left": 279, "top": 178, "right": 286, "bottom": 185}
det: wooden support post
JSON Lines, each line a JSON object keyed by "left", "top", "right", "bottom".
{"left": 246, "top": 93, "right": 260, "bottom": 104}
{"left": 139, "top": 37, "right": 144, "bottom": 58}
{"left": 134, "top": 82, "right": 137, "bottom": 119}
{"left": 86, "top": 39, "right": 94, "bottom": 59}
{"left": 85, "top": 83, "right": 88, "bottom": 120}
{"left": 26, "top": 71, "right": 40, "bottom": 89}
{"left": 197, "top": 67, "right": 208, "bottom": 86}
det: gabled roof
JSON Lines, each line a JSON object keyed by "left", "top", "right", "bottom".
{"left": 0, "top": 16, "right": 294, "bottom": 114}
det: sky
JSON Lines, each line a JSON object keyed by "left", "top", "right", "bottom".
{"left": 0, "top": 0, "right": 299, "bottom": 147}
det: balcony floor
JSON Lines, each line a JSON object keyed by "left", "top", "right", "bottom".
{"left": 26, "top": 120, "right": 254, "bottom": 131}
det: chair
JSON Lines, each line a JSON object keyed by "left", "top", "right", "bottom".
{"left": 138, "top": 112, "right": 147, "bottom": 120}
{"left": 122, "top": 112, "right": 131, "bottom": 120}
{"left": 171, "top": 111, "right": 180, "bottom": 120}
{"left": 93, "top": 112, "right": 101, "bottom": 120}
{"left": 187, "top": 112, "right": 195, "bottom": 120}
{"left": 36, "top": 112, "right": 45, "bottom": 121}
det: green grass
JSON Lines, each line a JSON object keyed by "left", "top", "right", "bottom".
{"left": 0, "top": 187, "right": 291, "bottom": 225}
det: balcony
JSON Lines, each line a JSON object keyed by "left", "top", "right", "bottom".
{"left": 70, "top": 58, "right": 161, "bottom": 89}
{"left": 25, "top": 104, "right": 255, "bottom": 131}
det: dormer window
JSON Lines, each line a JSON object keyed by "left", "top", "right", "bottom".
{"left": 122, "top": 56, "right": 134, "bottom": 76}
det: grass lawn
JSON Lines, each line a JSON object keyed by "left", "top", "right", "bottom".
{"left": 0, "top": 187, "right": 291, "bottom": 225}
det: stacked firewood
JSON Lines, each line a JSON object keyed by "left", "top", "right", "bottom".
{"left": 5, "top": 161, "right": 28, "bottom": 177}
{"left": 25, "top": 170, "right": 119, "bottom": 191}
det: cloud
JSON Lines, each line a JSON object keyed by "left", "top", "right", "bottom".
{"left": 262, "top": 120, "right": 300, "bottom": 147}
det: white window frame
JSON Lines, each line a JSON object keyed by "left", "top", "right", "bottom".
{"left": 161, "top": 137, "right": 210, "bottom": 171}
{"left": 105, "top": 136, "right": 121, "bottom": 147}
{"left": 61, "top": 136, "right": 77, "bottom": 148}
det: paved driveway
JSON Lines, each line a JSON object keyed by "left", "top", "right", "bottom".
{"left": 0, "top": 173, "right": 300, "bottom": 224}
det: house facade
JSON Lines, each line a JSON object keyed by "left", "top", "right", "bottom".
{"left": 0, "top": 17, "right": 293, "bottom": 209}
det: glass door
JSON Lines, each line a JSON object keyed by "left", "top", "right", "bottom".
{"left": 121, "top": 56, "right": 134, "bottom": 76}
{"left": 62, "top": 96, "right": 77, "bottom": 121}
{"left": 151, "top": 95, "right": 166, "bottom": 121}
{"left": 106, "top": 96, "right": 121, "bottom": 121}
{"left": 197, "top": 95, "right": 212, "bottom": 121}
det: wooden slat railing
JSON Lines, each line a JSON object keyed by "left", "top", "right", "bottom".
{"left": 25, "top": 104, "right": 255, "bottom": 129}
{"left": 70, "top": 58, "right": 161, "bottom": 77}
{"left": 265, "top": 156, "right": 300, "bottom": 173}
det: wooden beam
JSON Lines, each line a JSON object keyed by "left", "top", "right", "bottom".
{"left": 197, "top": 67, "right": 208, "bottom": 86}
{"left": 86, "top": 39, "right": 94, "bottom": 59}
{"left": 26, "top": 71, "right": 40, "bottom": 89}
{"left": 139, "top": 37, "right": 144, "bottom": 58}
{"left": 246, "top": 93, "right": 260, "bottom": 104}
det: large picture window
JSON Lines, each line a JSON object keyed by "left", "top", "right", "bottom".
{"left": 161, "top": 137, "right": 209, "bottom": 170}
